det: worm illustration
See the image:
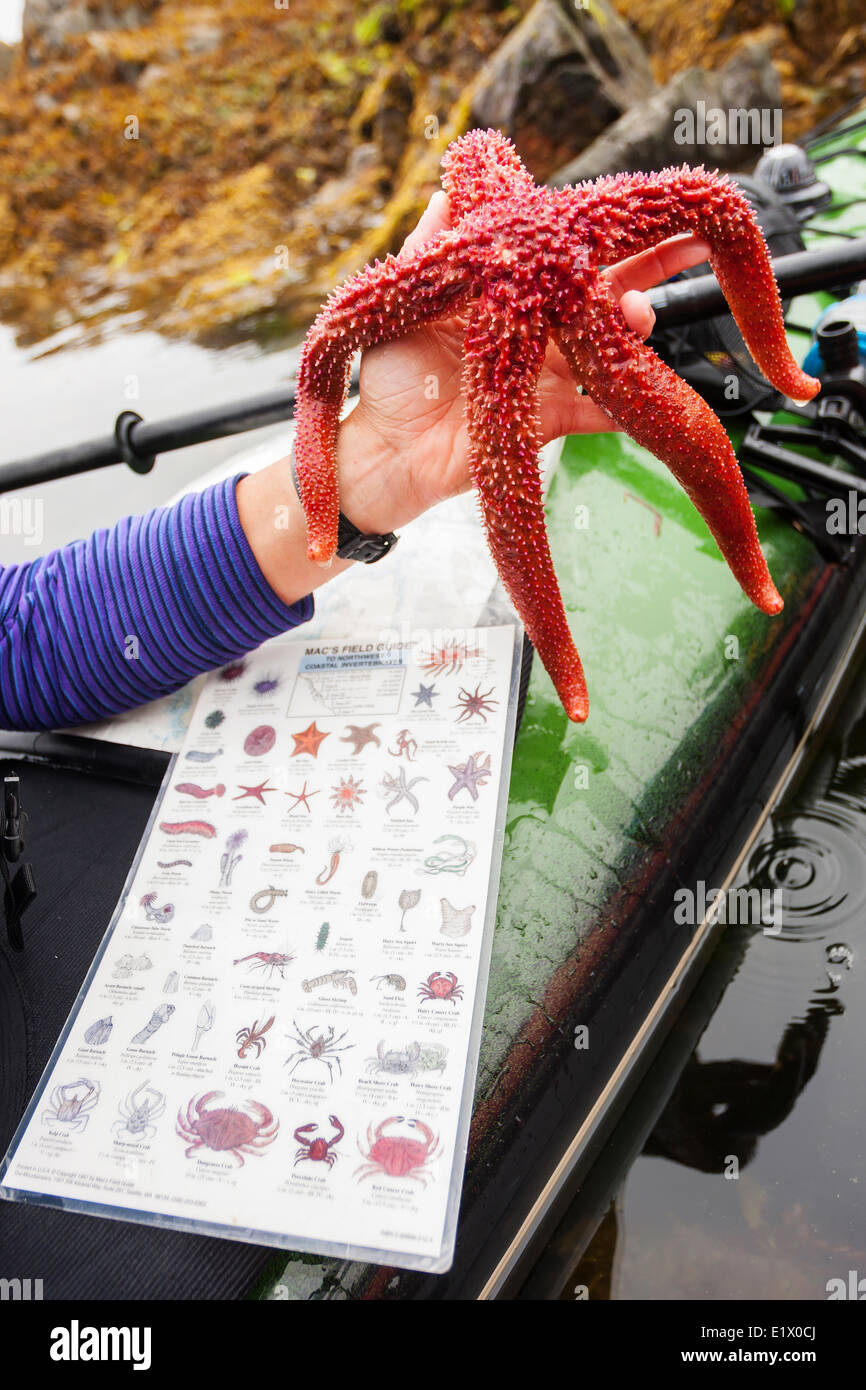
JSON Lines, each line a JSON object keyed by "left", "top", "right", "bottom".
{"left": 270, "top": 843, "right": 305, "bottom": 854}
{"left": 140, "top": 892, "right": 174, "bottom": 924}
{"left": 159, "top": 820, "right": 216, "bottom": 838}
{"left": 250, "top": 886, "right": 288, "bottom": 915}
{"left": 185, "top": 749, "right": 224, "bottom": 762}
{"left": 175, "top": 782, "right": 226, "bottom": 799}
{"left": 316, "top": 839, "right": 346, "bottom": 886}
{"left": 157, "top": 859, "right": 192, "bottom": 869}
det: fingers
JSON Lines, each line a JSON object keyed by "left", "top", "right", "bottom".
{"left": 604, "top": 234, "right": 713, "bottom": 340}
{"left": 561, "top": 395, "right": 617, "bottom": 436}
{"left": 399, "top": 190, "right": 452, "bottom": 257}
{"left": 603, "top": 234, "right": 711, "bottom": 299}
{"left": 620, "top": 288, "right": 655, "bottom": 340}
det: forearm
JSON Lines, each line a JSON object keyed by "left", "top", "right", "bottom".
{"left": 0, "top": 477, "right": 313, "bottom": 731}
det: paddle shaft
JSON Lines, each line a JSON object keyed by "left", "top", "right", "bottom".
{"left": 1, "top": 240, "right": 865, "bottom": 496}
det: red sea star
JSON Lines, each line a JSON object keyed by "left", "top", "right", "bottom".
{"left": 330, "top": 776, "right": 365, "bottom": 814}
{"left": 294, "top": 129, "right": 819, "bottom": 723}
{"left": 285, "top": 781, "right": 320, "bottom": 814}
{"left": 290, "top": 721, "right": 330, "bottom": 758}
{"left": 233, "top": 781, "right": 276, "bottom": 804}
{"left": 453, "top": 684, "right": 499, "bottom": 724}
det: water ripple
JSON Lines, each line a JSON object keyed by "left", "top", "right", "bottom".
{"left": 745, "top": 798, "right": 866, "bottom": 944}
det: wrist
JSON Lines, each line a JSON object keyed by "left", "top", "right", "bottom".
{"left": 334, "top": 406, "right": 423, "bottom": 535}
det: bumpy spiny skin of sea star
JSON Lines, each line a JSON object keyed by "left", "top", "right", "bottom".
{"left": 294, "top": 129, "right": 820, "bottom": 722}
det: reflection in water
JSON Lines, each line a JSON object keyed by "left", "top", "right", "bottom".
{"left": 542, "top": 677, "right": 866, "bottom": 1300}
{"left": 641, "top": 1006, "right": 833, "bottom": 1175}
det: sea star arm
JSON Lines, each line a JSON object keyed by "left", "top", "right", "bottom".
{"left": 463, "top": 305, "right": 589, "bottom": 721}
{"left": 552, "top": 281, "right": 783, "bottom": 616}
{"left": 557, "top": 168, "right": 819, "bottom": 404}
{"left": 294, "top": 229, "right": 479, "bottom": 562}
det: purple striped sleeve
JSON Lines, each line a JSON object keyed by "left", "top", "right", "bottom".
{"left": 0, "top": 476, "right": 314, "bottom": 731}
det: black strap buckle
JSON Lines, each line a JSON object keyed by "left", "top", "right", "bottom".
{"left": 1, "top": 772, "right": 37, "bottom": 952}
{"left": 335, "top": 514, "right": 399, "bottom": 564}
{"left": 292, "top": 445, "right": 398, "bottom": 565}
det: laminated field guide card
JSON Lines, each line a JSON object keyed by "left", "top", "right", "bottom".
{"left": 1, "top": 625, "right": 520, "bottom": 1272}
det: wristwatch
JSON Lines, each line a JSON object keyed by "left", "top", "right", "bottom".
{"left": 291, "top": 445, "right": 398, "bottom": 564}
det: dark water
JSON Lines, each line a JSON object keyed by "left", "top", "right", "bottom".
{"left": 523, "top": 655, "right": 866, "bottom": 1301}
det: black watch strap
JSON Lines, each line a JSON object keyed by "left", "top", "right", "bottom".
{"left": 291, "top": 446, "right": 398, "bottom": 565}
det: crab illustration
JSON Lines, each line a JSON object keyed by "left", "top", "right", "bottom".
{"left": 366, "top": 1040, "right": 422, "bottom": 1077}
{"left": 42, "top": 1079, "right": 100, "bottom": 1133}
{"left": 284, "top": 1019, "right": 354, "bottom": 1081}
{"left": 417, "top": 971, "right": 463, "bottom": 1005}
{"left": 416, "top": 1043, "right": 448, "bottom": 1075}
{"left": 293, "top": 1114, "right": 344, "bottom": 1168}
{"left": 176, "top": 1091, "right": 279, "bottom": 1166}
{"left": 355, "top": 1116, "right": 441, "bottom": 1186}
{"left": 235, "top": 1015, "right": 275, "bottom": 1060}
{"left": 112, "top": 1081, "right": 165, "bottom": 1141}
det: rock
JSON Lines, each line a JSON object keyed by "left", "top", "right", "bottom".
{"left": 0, "top": 41, "right": 16, "bottom": 81}
{"left": 470, "top": 0, "right": 654, "bottom": 180}
{"left": 23, "top": 0, "right": 160, "bottom": 60}
{"left": 550, "top": 44, "right": 782, "bottom": 184}
{"left": 182, "top": 20, "right": 222, "bottom": 57}
{"left": 291, "top": 143, "right": 386, "bottom": 251}
{"left": 138, "top": 62, "right": 170, "bottom": 90}
{"left": 0, "top": 193, "right": 15, "bottom": 263}
{"left": 351, "top": 67, "right": 414, "bottom": 174}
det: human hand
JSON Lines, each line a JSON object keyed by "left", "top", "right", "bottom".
{"left": 239, "top": 186, "right": 712, "bottom": 607}
{"left": 337, "top": 189, "right": 712, "bottom": 534}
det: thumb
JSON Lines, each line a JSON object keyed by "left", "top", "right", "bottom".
{"left": 399, "top": 190, "right": 452, "bottom": 257}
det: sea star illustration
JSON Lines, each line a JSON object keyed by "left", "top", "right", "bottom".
{"left": 233, "top": 780, "right": 277, "bottom": 804}
{"left": 453, "top": 683, "right": 499, "bottom": 724}
{"left": 330, "top": 776, "right": 365, "bottom": 814}
{"left": 285, "top": 781, "right": 320, "bottom": 814}
{"left": 339, "top": 722, "right": 381, "bottom": 756}
{"left": 447, "top": 752, "right": 492, "bottom": 803}
{"left": 294, "top": 129, "right": 819, "bottom": 723}
{"left": 419, "top": 640, "right": 481, "bottom": 677}
{"left": 290, "top": 721, "right": 330, "bottom": 758}
{"left": 381, "top": 767, "right": 429, "bottom": 817}
{"left": 411, "top": 682, "right": 439, "bottom": 708}
{"left": 389, "top": 728, "right": 418, "bottom": 761}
